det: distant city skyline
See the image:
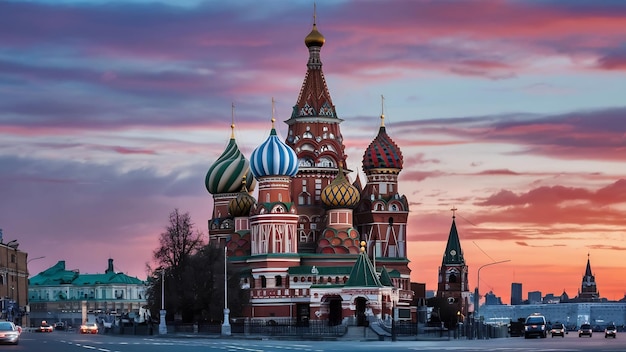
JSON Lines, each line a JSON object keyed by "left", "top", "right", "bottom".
{"left": 1, "top": 1, "right": 626, "bottom": 305}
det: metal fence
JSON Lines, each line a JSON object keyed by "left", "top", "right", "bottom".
{"left": 103, "top": 319, "right": 509, "bottom": 340}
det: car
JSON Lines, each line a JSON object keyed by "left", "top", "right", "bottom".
{"left": 579, "top": 323, "right": 593, "bottom": 337}
{"left": 80, "top": 322, "right": 99, "bottom": 334}
{"left": 524, "top": 313, "right": 547, "bottom": 338}
{"left": 38, "top": 321, "right": 54, "bottom": 333}
{"left": 54, "top": 321, "right": 65, "bottom": 330}
{"left": 0, "top": 321, "right": 20, "bottom": 345}
{"left": 605, "top": 324, "right": 617, "bottom": 338}
{"left": 550, "top": 322, "right": 566, "bottom": 337}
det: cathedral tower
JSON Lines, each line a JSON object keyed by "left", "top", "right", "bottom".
{"left": 284, "top": 17, "right": 348, "bottom": 252}
{"left": 205, "top": 108, "right": 255, "bottom": 246}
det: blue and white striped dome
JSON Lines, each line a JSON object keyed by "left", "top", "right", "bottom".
{"left": 250, "top": 126, "right": 298, "bottom": 178}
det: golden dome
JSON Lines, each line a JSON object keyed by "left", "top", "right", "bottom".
{"left": 321, "top": 164, "right": 360, "bottom": 209}
{"left": 304, "top": 24, "right": 325, "bottom": 48}
{"left": 228, "top": 176, "right": 256, "bottom": 217}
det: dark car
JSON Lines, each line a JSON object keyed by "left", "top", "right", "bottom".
{"left": 550, "top": 322, "right": 566, "bottom": 337}
{"left": 0, "top": 321, "right": 20, "bottom": 345}
{"left": 579, "top": 323, "right": 593, "bottom": 337}
{"left": 54, "top": 322, "right": 65, "bottom": 330}
{"left": 524, "top": 314, "right": 547, "bottom": 339}
{"left": 605, "top": 324, "right": 617, "bottom": 338}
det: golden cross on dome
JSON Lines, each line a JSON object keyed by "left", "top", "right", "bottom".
{"left": 230, "top": 102, "right": 235, "bottom": 139}
{"left": 451, "top": 206, "right": 458, "bottom": 218}
{"left": 313, "top": 2, "right": 317, "bottom": 26}
{"left": 271, "top": 97, "right": 276, "bottom": 127}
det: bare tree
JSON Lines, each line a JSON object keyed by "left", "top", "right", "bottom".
{"left": 146, "top": 209, "right": 248, "bottom": 323}
{"left": 148, "top": 209, "right": 205, "bottom": 322}
{"left": 153, "top": 209, "right": 205, "bottom": 270}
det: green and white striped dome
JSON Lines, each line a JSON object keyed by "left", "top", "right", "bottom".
{"left": 205, "top": 137, "right": 255, "bottom": 194}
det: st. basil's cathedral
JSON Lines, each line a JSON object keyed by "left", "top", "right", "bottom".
{"left": 204, "top": 18, "right": 469, "bottom": 325}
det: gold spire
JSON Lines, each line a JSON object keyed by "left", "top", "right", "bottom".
{"left": 305, "top": 3, "right": 325, "bottom": 47}
{"left": 271, "top": 97, "right": 276, "bottom": 128}
{"left": 380, "top": 95, "right": 385, "bottom": 127}
{"left": 230, "top": 102, "right": 235, "bottom": 139}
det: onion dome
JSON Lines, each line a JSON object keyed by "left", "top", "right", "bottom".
{"left": 321, "top": 164, "right": 360, "bottom": 208}
{"left": 250, "top": 118, "right": 298, "bottom": 178}
{"left": 228, "top": 176, "right": 256, "bottom": 217}
{"left": 362, "top": 113, "right": 403, "bottom": 174}
{"left": 305, "top": 23, "right": 325, "bottom": 48}
{"left": 205, "top": 123, "right": 255, "bottom": 194}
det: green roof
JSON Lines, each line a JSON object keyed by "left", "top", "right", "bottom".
{"left": 378, "top": 266, "right": 394, "bottom": 286}
{"left": 29, "top": 259, "right": 145, "bottom": 286}
{"left": 288, "top": 265, "right": 352, "bottom": 276}
{"left": 442, "top": 218, "right": 465, "bottom": 265}
{"left": 344, "top": 251, "right": 383, "bottom": 287}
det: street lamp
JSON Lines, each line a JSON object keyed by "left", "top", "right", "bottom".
{"left": 221, "top": 246, "right": 231, "bottom": 336}
{"left": 27, "top": 256, "right": 45, "bottom": 264}
{"left": 475, "top": 259, "right": 510, "bottom": 338}
{"left": 26, "top": 256, "right": 44, "bottom": 328}
{"left": 158, "top": 268, "right": 167, "bottom": 335}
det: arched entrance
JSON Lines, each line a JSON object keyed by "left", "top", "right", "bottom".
{"left": 323, "top": 295, "right": 343, "bottom": 326}
{"left": 355, "top": 297, "right": 367, "bottom": 326}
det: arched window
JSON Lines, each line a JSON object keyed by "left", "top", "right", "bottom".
{"left": 260, "top": 276, "right": 267, "bottom": 288}
{"left": 449, "top": 273, "right": 457, "bottom": 283}
{"left": 275, "top": 275, "right": 283, "bottom": 287}
{"left": 298, "top": 192, "right": 311, "bottom": 205}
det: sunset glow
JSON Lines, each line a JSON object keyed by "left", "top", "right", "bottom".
{"left": 1, "top": 0, "right": 626, "bottom": 305}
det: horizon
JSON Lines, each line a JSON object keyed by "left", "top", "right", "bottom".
{"left": 2, "top": 0, "right": 626, "bottom": 306}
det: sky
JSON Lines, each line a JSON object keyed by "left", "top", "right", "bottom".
{"left": 1, "top": 0, "right": 626, "bottom": 306}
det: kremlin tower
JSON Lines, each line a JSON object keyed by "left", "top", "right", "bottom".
{"left": 436, "top": 209, "right": 470, "bottom": 323}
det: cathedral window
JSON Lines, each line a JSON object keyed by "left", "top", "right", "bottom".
{"left": 303, "top": 131, "right": 313, "bottom": 139}
{"left": 299, "top": 158, "right": 313, "bottom": 167}
{"left": 260, "top": 276, "right": 267, "bottom": 288}
{"left": 275, "top": 275, "right": 283, "bottom": 287}
{"left": 298, "top": 192, "right": 311, "bottom": 205}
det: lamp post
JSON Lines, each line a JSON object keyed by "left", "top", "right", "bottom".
{"left": 221, "top": 246, "right": 231, "bottom": 336}
{"left": 27, "top": 256, "right": 45, "bottom": 264}
{"left": 391, "top": 289, "right": 398, "bottom": 342}
{"left": 26, "top": 256, "right": 45, "bottom": 328}
{"left": 475, "top": 259, "right": 510, "bottom": 338}
{"left": 158, "top": 268, "right": 167, "bottom": 335}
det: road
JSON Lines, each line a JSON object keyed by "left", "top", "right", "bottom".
{"left": 13, "top": 330, "right": 626, "bottom": 352}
